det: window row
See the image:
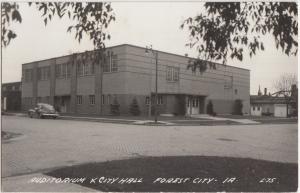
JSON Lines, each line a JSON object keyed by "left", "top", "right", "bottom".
{"left": 76, "top": 95, "right": 164, "bottom": 106}
{"left": 166, "top": 66, "right": 179, "bottom": 82}
{"left": 145, "top": 96, "right": 163, "bottom": 105}
{"left": 2, "top": 85, "right": 21, "bottom": 91}
{"left": 252, "top": 106, "right": 261, "bottom": 111}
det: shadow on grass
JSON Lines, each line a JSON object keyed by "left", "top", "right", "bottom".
{"left": 45, "top": 156, "right": 297, "bottom": 192}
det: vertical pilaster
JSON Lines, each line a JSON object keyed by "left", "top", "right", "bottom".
{"left": 32, "top": 63, "right": 38, "bottom": 106}
{"left": 49, "top": 59, "right": 56, "bottom": 106}
{"left": 95, "top": 51, "right": 103, "bottom": 115}
{"left": 70, "top": 54, "right": 78, "bottom": 114}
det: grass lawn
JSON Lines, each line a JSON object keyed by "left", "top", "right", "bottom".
{"left": 46, "top": 156, "right": 297, "bottom": 192}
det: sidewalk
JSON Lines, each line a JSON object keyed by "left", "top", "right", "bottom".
{"left": 2, "top": 111, "right": 297, "bottom": 125}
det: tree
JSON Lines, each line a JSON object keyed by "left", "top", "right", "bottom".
{"left": 110, "top": 98, "right": 120, "bottom": 116}
{"left": 181, "top": 2, "right": 298, "bottom": 69}
{"left": 273, "top": 73, "right": 297, "bottom": 94}
{"left": 1, "top": 2, "right": 115, "bottom": 49}
{"left": 129, "top": 98, "right": 141, "bottom": 116}
{"left": 206, "top": 100, "right": 215, "bottom": 116}
{"left": 273, "top": 73, "right": 298, "bottom": 116}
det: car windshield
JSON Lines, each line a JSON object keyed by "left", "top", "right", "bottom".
{"left": 38, "top": 103, "right": 55, "bottom": 111}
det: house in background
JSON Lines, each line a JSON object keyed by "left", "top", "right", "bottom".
{"left": 1, "top": 82, "right": 22, "bottom": 112}
{"left": 250, "top": 86, "right": 297, "bottom": 117}
{"left": 21, "top": 44, "right": 250, "bottom": 116}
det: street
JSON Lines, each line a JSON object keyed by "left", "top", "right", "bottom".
{"left": 1, "top": 115, "right": 298, "bottom": 191}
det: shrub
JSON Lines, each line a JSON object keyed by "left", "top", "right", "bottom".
{"left": 110, "top": 98, "right": 120, "bottom": 115}
{"left": 232, "top": 99, "right": 243, "bottom": 115}
{"left": 129, "top": 98, "right": 140, "bottom": 116}
{"left": 206, "top": 100, "right": 215, "bottom": 116}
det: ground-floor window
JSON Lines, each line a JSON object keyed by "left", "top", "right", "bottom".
{"left": 77, "top": 95, "right": 83, "bottom": 105}
{"left": 157, "top": 95, "right": 163, "bottom": 105}
{"left": 101, "top": 95, "right": 105, "bottom": 105}
{"left": 89, "top": 95, "right": 95, "bottom": 105}
{"left": 145, "top": 96, "right": 150, "bottom": 105}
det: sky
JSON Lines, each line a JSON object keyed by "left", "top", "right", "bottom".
{"left": 2, "top": 2, "right": 298, "bottom": 95}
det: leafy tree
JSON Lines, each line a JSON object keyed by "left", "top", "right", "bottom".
{"left": 110, "top": 98, "right": 120, "bottom": 116}
{"left": 273, "top": 73, "right": 298, "bottom": 116}
{"left": 181, "top": 2, "right": 298, "bottom": 69}
{"left": 129, "top": 98, "right": 141, "bottom": 116}
{"left": 1, "top": 2, "right": 115, "bottom": 49}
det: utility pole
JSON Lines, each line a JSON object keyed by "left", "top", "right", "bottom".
{"left": 145, "top": 45, "right": 158, "bottom": 123}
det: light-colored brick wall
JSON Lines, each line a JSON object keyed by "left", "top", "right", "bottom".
{"left": 21, "top": 44, "right": 250, "bottom": 115}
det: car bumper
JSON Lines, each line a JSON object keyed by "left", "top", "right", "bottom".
{"left": 41, "top": 113, "right": 59, "bottom": 117}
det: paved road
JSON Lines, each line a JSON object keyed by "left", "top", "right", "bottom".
{"left": 2, "top": 115, "right": 297, "bottom": 178}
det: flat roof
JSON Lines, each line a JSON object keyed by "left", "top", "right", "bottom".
{"left": 22, "top": 43, "right": 250, "bottom": 71}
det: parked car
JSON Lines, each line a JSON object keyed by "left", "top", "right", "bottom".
{"left": 28, "top": 103, "right": 59, "bottom": 119}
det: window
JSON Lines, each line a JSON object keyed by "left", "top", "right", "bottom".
{"left": 257, "top": 106, "right": 260, "bottom": 111}
{"left": 77, "top": 62, "right": 84, "bottom": 76}
{"left": 12, "top": 86, "right": 15, "bottom": 91}
{"left": 2, "top": 86, "right": 6, "bottom": 91}
{"left": 37, "top": 97, "right": 42, "bottom": 103}
{"left": 77, "top": 61, "right": 94, "bottom": 76}
{"left": 56, "top": 63, "right": 71, "bottom": 78}
{"left": 76, "top": 95, "right": 83, "bottom": 105}
{"left": 253, "top": 106, "right": 255, "bottom": 111}
{"left": 111, "top": 55, "right": 118, "bottom": 72}
{"left": 166, "top": 66, "right": 179, "bottom": 82}
{"left": 103, "top": 52, "right": 118, "bottom": 73}
{"left": 145, "top": 96, "right": 150, "bottom": 105}
{"left": 24, "top": 69, "right": 32, "bottom": 82}
{"left": 89, "top": 95, "right": 95, "bottom": 105}
{"left": 224, "top": 75, "right": 233, "bottom": 89}
{"left": 38, "top": 67, "right": 50, "bottom": 81}
{"left": 101, "top": 95, "right": 105, "bottom": 105}
{"left": 166, "top": 67, "right": 172, "bottom": 81}
{"left": 173, "top": 68, "right": 179, "bottom": 81}
{"left": 157, "top": 95, "right": 163, "bottom": 105}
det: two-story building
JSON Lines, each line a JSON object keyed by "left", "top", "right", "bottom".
{"left": 21, "top": 44, "right": 250, "bottom": 116}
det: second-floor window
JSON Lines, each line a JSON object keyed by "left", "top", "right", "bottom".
{"left": 103, "top": 52, "right": 118, "bottom": 73}
{"left": 166, "top": 66, "right": 179, "bottom": 82}
{"left": 23, "top": 69, "right": 33, "bottom": 82}
{"left": 38, "top": 67, "right": 50, "bottom": 81}
{"left": 77, "top": 62, "right": 95, "bottom": 76}
{"left": 56, "top": 63, "right": 71, "bottom": 78}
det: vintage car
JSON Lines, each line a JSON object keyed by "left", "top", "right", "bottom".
{"left": 28, "top": 103, "right": 59, "bottom": 119}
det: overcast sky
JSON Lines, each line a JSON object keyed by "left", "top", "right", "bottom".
{"left": 2, "top": 2, "right": 298, "bottom": 94}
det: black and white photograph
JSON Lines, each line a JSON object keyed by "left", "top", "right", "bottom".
{"left": 1, "top": 1, "right": 298, "bottom": 192}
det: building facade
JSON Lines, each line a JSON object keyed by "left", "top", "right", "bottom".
{"left": 2, "top": 82, "right": 22, "bottom": 112}
{"left": 250, "top": 86, "right": 297, "bottom": 117}
{"left": 21, "top": 44, "right": 250, "bottom": 116}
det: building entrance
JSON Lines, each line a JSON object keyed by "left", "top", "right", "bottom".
{"left": 186, "top": 95, "right": 206, "bottom": 116}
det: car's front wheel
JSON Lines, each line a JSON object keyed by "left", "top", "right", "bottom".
{"left": 38, "top": 113, "right": 44, "bottom": 119}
